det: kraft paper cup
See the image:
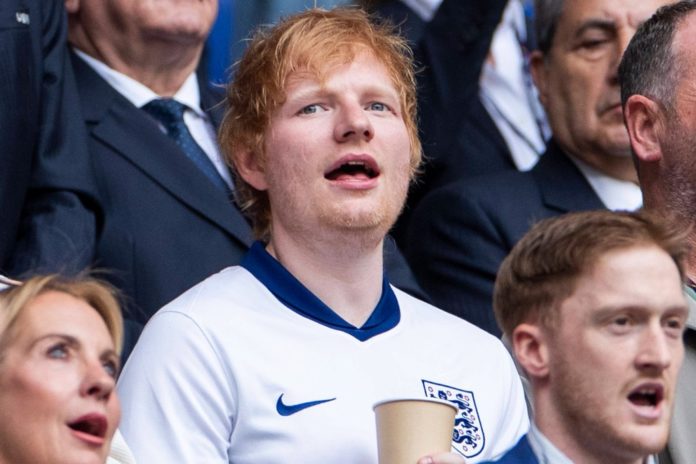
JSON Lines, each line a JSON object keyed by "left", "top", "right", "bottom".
{"left": 373, "top": 398, "right": 457, "bottom": 464}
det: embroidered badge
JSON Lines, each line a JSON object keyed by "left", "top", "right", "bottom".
{"left": 422, "top": 380, "right": 485, "bottom": 458}
{"left": 15, "top": 10, "right": 30, "bottom": 25}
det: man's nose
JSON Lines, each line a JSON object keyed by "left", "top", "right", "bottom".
{"left": 635, "top": 323, "right": 674, "bottom": 374}
{"left": 334, "top": 104, "right": 374, "bottom": 142}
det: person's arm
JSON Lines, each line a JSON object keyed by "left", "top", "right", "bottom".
{"left": 7, "top": 0, "right": 99, "bottom": 276}
{"left": 117, "top": 308, "right": 235, "bottom": 462}
{"left": 416, "top": 0, "right": 508, "bottom": 149}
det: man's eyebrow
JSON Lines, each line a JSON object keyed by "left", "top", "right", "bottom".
{"left": 574, "top": 19, "right": 617, "bottom": 37}
{"left": 592, "top": 304, "right": 690, "bottom": 320}
{"left": 285, "top": 86, "right": 324, "bottom": 102}
{"left": 286, "top": 83, "right": 400, "bottom": 103}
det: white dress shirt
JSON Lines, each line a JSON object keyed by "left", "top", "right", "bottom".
{"left": 400, "top": 0, "right": 443, "bottom": 21}
{"left": 107, "top": 429, "right": 137, "bottom": 464}
{"left": 74, "top": 49, "right": 233, "bottom": 188}
{"left": 480, "top": 0, "right": 549, "bottom": 171}
{"left": 569, "top": 155, "right": 643, "bottom": 211}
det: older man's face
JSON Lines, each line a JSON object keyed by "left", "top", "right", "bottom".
{"left": 532, "top": 0, "right": 673, "bottom": 162}
{"left": 68, "top": 0, "right": 217, "bottom": 50}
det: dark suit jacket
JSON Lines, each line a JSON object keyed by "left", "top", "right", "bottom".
{"left": 480, "top": 435, "right": 538, "bottom": 464}
{"left": 0, "top": 0, "right": 92, "bottom": 268}
{"left": 405, "top": 140, "right": 605, "bottom": 335}
{"left": 367, "top": 1, "right": 427, "bottom": 45}
{"left": 393, "top": 0, "right": 513, "bottom": 246}
{"left": 8, "top": 54, "right": 253, "bottom": 355}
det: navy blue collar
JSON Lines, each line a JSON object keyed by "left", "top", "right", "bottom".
{"left": 241, "top": 241, "right": 400, "bottom": 341}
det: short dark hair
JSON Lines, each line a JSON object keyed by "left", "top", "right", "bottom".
{"left": 494, "top": 210, "right": 688, "bottom": 336}
{"left": 534, "top": 0, "right": 566, "bottom": 53}
{"left": 619, "top": 1, "right": 696, "bottom": 110}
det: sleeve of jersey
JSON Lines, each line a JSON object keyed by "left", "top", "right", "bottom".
{"left": 116, "top": 309, "right": 236, "bottom": 463}
{"left": 486, "top": 342, "right": 530, "bottom": 461}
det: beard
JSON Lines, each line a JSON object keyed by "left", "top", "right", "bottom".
{"left": 658, "top": 116, "right": 696, "bottom": 223}
{"left": 546, "top": 344, "right": 668, "bottom": 462}
{"left": 267, "top": 170, "right": 409, "bottom": 253}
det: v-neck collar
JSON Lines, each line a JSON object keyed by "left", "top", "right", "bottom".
{"left": 241, "top": 241, "right": 400, "bottom": 341}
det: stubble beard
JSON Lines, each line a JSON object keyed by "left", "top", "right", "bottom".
{"left": 659, "top": 118, "right": 696, "bottom": 223}
{"left": 316, "top": 185, "right": 407, "bottom": 248}
{"left": 548, "top": 350, "right": 665, "bottom": 463}
{"left": 272, "top": 174, "right": 408, "bottom": 251}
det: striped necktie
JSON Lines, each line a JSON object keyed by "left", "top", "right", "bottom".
{"left": 143, "top": 98, "right": 230, "bottom": 194}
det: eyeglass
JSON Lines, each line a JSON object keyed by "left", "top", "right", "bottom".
{"left": 0, "top": 275, "right": 22, "bottom": 291}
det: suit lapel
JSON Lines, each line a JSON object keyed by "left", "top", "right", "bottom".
{"left": 200, "top": 84, "right": 226, "bottom": 128}
{"left": 532, "top": 140, "right": 605, "bottom": 214}
{"left": 72, "top": 53, "right": 253, "bottom": 248}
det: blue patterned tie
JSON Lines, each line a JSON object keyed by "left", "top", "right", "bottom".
{"left": 143, "top": 98, "right": 230, "bottom": 193}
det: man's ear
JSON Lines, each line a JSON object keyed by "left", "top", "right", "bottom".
{"left": 234, "top": 149, "right": 268, "bottom": 191}
{"left": 512, "top": 323, "right": 549, "bottom": 379}
{"left": 624, "top": 94, "right": 664, "bottom": 163}
{"left": 64, "top": 0, "right": 79, "bottom": 14}
{"left": 530, "top": 51, "right": 549, "bottom": 109}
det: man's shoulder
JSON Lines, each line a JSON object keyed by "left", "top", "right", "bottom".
{"left": 409, "top": 168, "right": 543, "bottom": 245}
{"left": 438, "top": 168, "right": 538, "bottom": 202}
{"left": 157, "top": 265, "right": 261, "bottom": 319}
{"left": 479, "top": 435, "right": 538, "bottom": 464}
{"left": 415, "top": 168, "right": 541, "bottom": 222}
{"left": 395, "top": 288, "right": 507, "bottom": 349}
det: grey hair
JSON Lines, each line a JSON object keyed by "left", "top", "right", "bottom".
{"left": 534, "top": 0, "right": 566, "bottom": 53}
{"left": 619, "top": 1, "right": 696, "bottom": 111}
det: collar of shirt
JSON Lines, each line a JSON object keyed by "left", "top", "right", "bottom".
{"left": 527, "top": 423, "right": 574, "bottom": 464}
{"left": 528, "top": 424, "right": 657, "bottom": 464}
{"left": 683, "top": 286, "right": 696, "bottom": 330}
{"left": 400, "top": 0, "right": 443, "bottom": 22}
{"left": 240, "top": 241, "right": 400, "bottom": 341}
{"left": 567, "top": 154, "right": 643, "bottom": 211}
{"left": 73, "top": 48, "right": 205, "bottom": 118}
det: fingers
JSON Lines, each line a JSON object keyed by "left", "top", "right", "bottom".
{"left": 417, "top": 451, "right": 467, "bottom": 464}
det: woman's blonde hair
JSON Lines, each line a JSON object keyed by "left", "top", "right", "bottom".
{"left": 0, "top": 275, "right": 124, "bottom": 355}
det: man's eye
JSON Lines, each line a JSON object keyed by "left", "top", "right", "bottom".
{"left": 368, "top": 102, "right": 388, "bottom": 112}
{"left": 299, "top": 104, "right": 323, "bottom": 115}
{"left": 665, "top": 317, "right": 685, "bottom": 332}
{"left": 581, "top": 39, "right": 606, "bottom": 49}
{"left": 612, "top": 316, "right": 630, "bottom": 326}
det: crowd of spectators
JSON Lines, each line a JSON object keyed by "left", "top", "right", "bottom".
{"left": 0, "top": 0, "right": 694, "bottom": 463}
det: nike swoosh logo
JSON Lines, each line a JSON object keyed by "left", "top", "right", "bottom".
{"left": 276, "top": 393, "right": 336, "bottom": 416}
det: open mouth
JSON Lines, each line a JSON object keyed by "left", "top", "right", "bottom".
{"left": 68, "top": 414, "right": 107, "bottom": 439}
{"left": 627, "top": 384, "right": 664, "bottom": 408}
{"left": 324, "top": 157, "right": 380, "bottom": 181}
